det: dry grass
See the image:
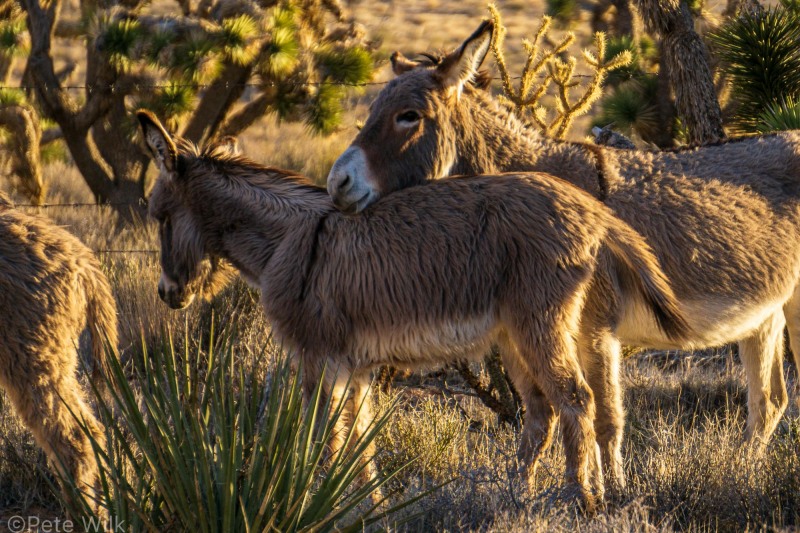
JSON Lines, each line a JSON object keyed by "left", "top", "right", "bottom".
{"left": 1, "top": 160, "right": 799, "bottom": 531}
{"left": 1, "top": 1, "right": 799, "bottom": 531}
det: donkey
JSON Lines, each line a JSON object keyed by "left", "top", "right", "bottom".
{"left": 0, "top": 192, "right": 117, "bottom": 507}
{"left": 327, "top": 20, "right": 800, "bottom": 490}
{"left": 137, "top": 110, "right": 689, "bottom": 510}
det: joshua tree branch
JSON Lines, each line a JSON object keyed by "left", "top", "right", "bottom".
{"left": 182, "top": 61, "right": 253, "bottom": 143}
{"left": 218, "top": 91, "right": 273, "bottom": 138}
{"left": 22, "top": 0, "right": 79, "bottom": 126}
{"left": 41, "top": 127, "right": 63, "bottom": 145}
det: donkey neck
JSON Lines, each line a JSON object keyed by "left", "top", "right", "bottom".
{"left": 184, "top": 166, "right": 332, "bottom": 285}
{"left": 454, "top": 92, "right": 604, "bottom": 197}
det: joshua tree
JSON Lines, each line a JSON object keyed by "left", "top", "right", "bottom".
{"left": 14, "top": 0, "right": 372, "bottom": 214}
{"left": 635, "top": 0, "right": 726, "bottom": 144}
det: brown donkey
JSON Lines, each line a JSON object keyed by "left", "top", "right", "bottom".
{"left": 137, "top": 110, "right": 688, "bottom": 510}
{"left": 327, "top": 20, "right": 800, "bottom": 490}
{"left": 0, "top": 192, "right": 117, "bottom": 506}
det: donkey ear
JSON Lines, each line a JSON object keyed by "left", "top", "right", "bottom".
{"left": 136, "top": 110, "right": 178, "bottom": 176}
{"left": 391, "top": 51, "right": 419, "bottom": 76}
{"left": 435, "top": 20, "right": 493, "bottom": 93}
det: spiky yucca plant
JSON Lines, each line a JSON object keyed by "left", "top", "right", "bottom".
{"left": 57, "top": 331, "right": 420, "bottom": 532}
{"left": 710, "top": 6, "right": 800, "bottom": 132}
{"left": 757, "top": 99, "right": 800, "bottom": 133}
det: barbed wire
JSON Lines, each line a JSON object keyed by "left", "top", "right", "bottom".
{"left": 96, "top": 249, "right": 159, "bottom": 254}
{"left": 9, "top": 201, "right": 157, "bottom": 254}
{"left": 13, "top": 201, "right": 144, "bottom": 208}
{"left": 0, "top": 73, "right": 595, "bottom": 93}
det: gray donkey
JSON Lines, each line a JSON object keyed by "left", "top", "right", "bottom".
{"left": 327, "top": 20, "right": 800, "bottom": 490}
{"left": 137, "top": 110, "right": 689, "bottom": 510}
{"left": 0, "top": 192, "right": 117, "bottom": 507}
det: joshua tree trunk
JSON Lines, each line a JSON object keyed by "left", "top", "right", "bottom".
{"left": 181, "top": 62, "right": 253, "bottom": 144}
{"left": 21, "top": 0, "right": 148, "bottom": 217}
{"left": 18, "top": 0, "right": 371, "bottom": 214}
{"left": 635, "top": 0, "right": 726, "bottom": 144}
{"left": 724, "top": 0, "right": 763, "bottom": 17}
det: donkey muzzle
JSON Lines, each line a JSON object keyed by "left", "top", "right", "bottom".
{"left": 158, "top": 273, "right": 194, "bottom": 310}
{"left": 327, "top": 146, "right": 378, "bottom": 213}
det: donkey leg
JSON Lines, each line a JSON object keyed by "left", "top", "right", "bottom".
{"left": 740, "top": 312, "right": 789, "bottom": 446}
{"left": 508, "top": 325, "right": 602, "bottom": 512}
{"left": 350, "top": 373, "right": 378, "bottom": 484}
{"left": 783, "top": 288, "right": 800, "bottom": 401}
{"left": 578, "top": 327, "right": 626, "bottom": 493}
{"left": 497, "top": 333, "right": 556, "bottom": 491}
{"left": 2, "top": 367, "right": 104, "bottom": 508}
{"left": 323, "top": 366, "right": 353, "bottom": 461}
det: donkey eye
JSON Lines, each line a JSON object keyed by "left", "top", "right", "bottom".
{"left": 396, "top": 110, "right": 421, "bottom": 125}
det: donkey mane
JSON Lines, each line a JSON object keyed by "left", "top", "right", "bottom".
{"left": 176, "top": 137, "right": 329, "bottom": 203}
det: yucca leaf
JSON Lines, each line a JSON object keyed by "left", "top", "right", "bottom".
{"left": 0, "top": 88, "right": 26, "bottom": 106}
{"left": 170, "top": 31, "right": 221, "bottom": 83}
{"left": 219, "top": 15, "right": 261, "bottom": 66}
{"left": 56, "top": 329, "right": 419, "bottom": 531}
{"left": 757, "top": 99, "right": 800, "bottom": 132}
{"left": 101, "top": 18, "right": 144, "bottom": 73}
{"left": 0, "top": 17, "right": 26, "bottom": 56}
{"left": 546, "top": 0, "right": 577, "bottom": 27}
{"left": 710, "top": 6, "right": 800, "bottom": 131}
{"left": 303, "top": 83, "right": 344, "bottom": 134}
{"left": 315, "top": 46, "right": 373, "bottom": 85}
{"left": 265, "top": 26, "right": 299, "bottom": 77}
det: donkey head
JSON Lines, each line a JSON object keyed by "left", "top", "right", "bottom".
{"left": 327, "top": 20, "right": 493, "bottom": 213}
{"left": 138, "top": 110, "right": 235, "bottom": 309}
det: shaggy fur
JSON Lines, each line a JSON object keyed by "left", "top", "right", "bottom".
{"left": 138, "top": 110, "right": 689, "bottom": 510}
{"left": 0, "top": 192, "right": 118, "bottom": 506}
{"left": 326, "top": 21, "right": 800, "bottom": 490}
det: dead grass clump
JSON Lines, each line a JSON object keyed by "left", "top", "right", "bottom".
{"left": 0, "top": 405, "right": 54, "bottom": 513}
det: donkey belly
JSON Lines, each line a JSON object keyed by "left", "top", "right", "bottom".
{"left": 349, "top": 314, "right": 496, "bottom": 370}
{"left": 616, "top": 297, "right": 788, "bottom": 350}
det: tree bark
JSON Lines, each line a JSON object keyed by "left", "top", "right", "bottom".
{"left": 21, "top": 0, "right": 148, "bottom": 216}
{"left": 635, "top": 0, "right": 726, "bottom": 145}
{"left": 182, "top": 61, "right": 253, "bottom": 144}
{"left": 724, "top": 0, "right": 763, "bottom": 18}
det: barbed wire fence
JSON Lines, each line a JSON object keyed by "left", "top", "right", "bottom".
{"left": 9, "top": 201, "right": 159, "bottom": 255}
{"left": 0, "top": 71, "right": 596, "bottom": 93}
{"left": 1, "top": 73, "right": 594, "bottom": 255}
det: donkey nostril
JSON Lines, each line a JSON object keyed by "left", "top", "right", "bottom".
{"left": 338, "top": 174, "right": 352, "bottom": 192}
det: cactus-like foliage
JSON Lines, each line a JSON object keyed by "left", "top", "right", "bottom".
{"left": 592, "top": 75, "right": 661, "bottom": 140}
{"left": 489, "top": 5, "right": 631, "bottom": 140}
{"left": 14, "top": 0, "right": 375, "bottom": 210}
{"left": 757, "top": 99, "right": 800, "bottom": 133}
{"left": 710, "top": 6, "right": 800, "bottom": 133}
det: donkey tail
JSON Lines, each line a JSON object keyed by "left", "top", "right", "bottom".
{"left": 82, "top": 262, "right": 119, "bottom": 393}
{"left": 603, "top": 217, "right": 691, "bottom": 342}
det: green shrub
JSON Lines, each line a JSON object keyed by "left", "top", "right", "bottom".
{"left": 58, "top": 331, "right": 418, "bottom": 532}
{"left": 710, "top": 6, "right": 800, "bottom": 132}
